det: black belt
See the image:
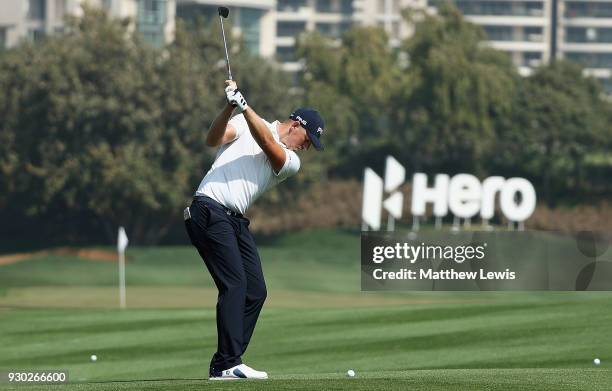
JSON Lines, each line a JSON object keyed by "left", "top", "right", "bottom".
{"left": 193, "top": 195, "right": 243, "bottom": 218}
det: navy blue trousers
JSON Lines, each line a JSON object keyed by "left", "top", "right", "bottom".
{"left": 184, "top": 197, "right": 267, "bottom": 372}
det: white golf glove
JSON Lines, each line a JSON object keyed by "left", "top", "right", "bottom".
{"left": 225, "top": 86, "right": 248, "bottom": 112}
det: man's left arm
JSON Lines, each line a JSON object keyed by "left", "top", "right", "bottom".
{"left": 243, "top": 108, "right": 286, "bottom": 173}
{"left": 225, "top": 84, "right": 286, "bottom": 173}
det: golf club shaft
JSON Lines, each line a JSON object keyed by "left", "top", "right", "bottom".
{"left": 218, "top": 15, "right": 232, "bottom": 80}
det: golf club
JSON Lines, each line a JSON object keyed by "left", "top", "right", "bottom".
{"left": 217, "top": 6, "right": 232, "bottom": 80}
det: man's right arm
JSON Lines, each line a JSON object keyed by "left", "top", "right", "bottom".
{"left": 206, "top": 104, "right": 237, "bottom": 147}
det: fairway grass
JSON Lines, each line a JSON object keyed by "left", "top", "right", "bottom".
{"left": 0, "top": 286, "right": 486, "bottom": 308}
{"left": 2, "top": 231, "right": 612, "bottom": 390}
{"left": 3, "top": 369, "right": 612, "bottom": 391}
{"left": 2, "top": 297, "right": 612, "bottom": 391}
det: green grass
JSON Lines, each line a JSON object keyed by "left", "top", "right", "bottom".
{"left": 2, "top": 370, "right": 612, "bottom": 391}
{"left": 2, "top": 298, "right": 612, "bottom": 390}
{"left": 0, "top": 229, "right": 360, "bottom": 292}
{"left": 1, "top": 229, "right": 612, "bottom": 390}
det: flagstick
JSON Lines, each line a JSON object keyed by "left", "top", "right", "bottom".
{"left": 119, "top": 249, "right": 126, "bottom": 309}
{"left": 117, "top": 226, "right": 129, "bottom": 309}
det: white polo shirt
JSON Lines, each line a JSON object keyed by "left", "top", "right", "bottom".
{"left": 195, "top": 114, "right": 301, "bottom": 214}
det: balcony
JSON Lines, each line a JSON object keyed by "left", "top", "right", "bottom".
{"left": 277, "top": 0, "right": 307, "bottom": 12}
{"left": 565, "top": 52, "right": 612, "bottom": 68}
{"left": 487, "top": 40, "right": 546, "bottom": 52}
{"left": 431, "top": 0, "right": 545, "bottom": 17}
{"left": 565, "top": 27, "right": 612, "bottom": 44}
{"left": 465, "top": 15, "right": 547, "bottom": 27}
{"left": 483, "top": 26, "right": 544, "bottom": 42}
{"left": 27, "top": 0, "right": 46, "bottom": 21}
{"left": 276, "top": 45, "right": 296, "bottom": 62}
{"left": 277, "top": 21, "right": 306, "bottom": 38}
{"left": 138, "top": 0, "right": 167, "bottom": 26}
{"left": 565, "top": 2, "right": 612, "bottom": 19}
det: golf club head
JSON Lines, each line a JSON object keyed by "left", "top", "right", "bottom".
{"left": 218, "top": 6, "right": 229, "bottom": 18}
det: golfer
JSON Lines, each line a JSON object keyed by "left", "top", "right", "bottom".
{"left": 184, "top": 80, "right": 324, "bottom": 380}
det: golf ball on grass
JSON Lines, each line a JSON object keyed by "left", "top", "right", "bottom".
{"left": 594, "top": 358, "right": 601, "bottom": 366}
{"left": 90, "top": 354, "right": 97, "bottom": 362}
{"left": 347, "top": 369, "right": 355, "bottom": 377}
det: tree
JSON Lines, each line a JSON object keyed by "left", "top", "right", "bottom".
{"left": 495, "top": 60, "right": 610, "bottom": 205}
{"left": 0, "top": 7, "right": 294, "bottom": 244}
{"left": 295, "top": 28, "right": 398, "bottom": 178}
{"left": 393, "top": 3, "right": 519, "bottom": 175}
{"left": 0, "top": 7, "right": 182, "bottom": 243}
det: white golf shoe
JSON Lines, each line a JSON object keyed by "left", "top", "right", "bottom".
{"left": 209, "top": 363, "right": 268, "bottom": 380}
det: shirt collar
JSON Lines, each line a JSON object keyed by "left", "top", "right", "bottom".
{"left": 273, "top": 121, "right": 288, "bottom": 148}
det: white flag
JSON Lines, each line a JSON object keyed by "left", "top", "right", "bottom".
{"left": 117, "top": 227, "right": 129, "bottom": 253}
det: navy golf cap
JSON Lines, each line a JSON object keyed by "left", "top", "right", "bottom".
{"left": 289, "top": 108, "right": 324, "bottom": 151}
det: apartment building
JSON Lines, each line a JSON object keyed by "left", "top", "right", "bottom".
{"left": 176, "top": 0, "right": 276, "bottom": 57}
{"left": 428, "top": 0, "right": 612, "bottom": 89}
{"left": 2, "top": 0, "right": 609, "bottom": 90}
{"left": 175, "top": 0, "right": 421, "bottom": 68}
{"left": 275, "top": 0, "right": 426, "bottom": 69}
{"left": 355, "top": 0, "right": 427, "bottom": 44}
{"left": 275, "top": 0, "right": 352, "bottom": 69}
{"left": 428, "top": 0, "right": 551, "bottom": 76}
{"left": 559, "top": 0, "right": 612, "bottom": 91}
{"left": 175, "top": 0, "right": 612, "bottom": 87}
{"left": 0, "top": 0, "right": 175, "bottom": 49}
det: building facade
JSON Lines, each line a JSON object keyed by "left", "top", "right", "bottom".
{"left": 274, "top": 0, "right": 426, "bottom": 69}
{"left": 275, "top": 0, "right": 354, "bottom": 69}
{"left": 429, "top": 0, "right": 551, "bottom": 76}
{"left": 0, "top": 0, "right": 175, "bottom": 49}
{"left": 174, "top": 1, "right": 426, "bottom": 69}
{"left": 428, "top": 0, "right": 612, "bottom": 89}
{"left": 355, "top": 0, "right": 426, "bottom": 45}
{"left": 2, "top": 0, "right": 610, "bottom": 90}
{"left": 176, "top": 0, "right": 276, "bottom": 57}
{"left": 558, "top": 0, "right": 612, "bottom": 91}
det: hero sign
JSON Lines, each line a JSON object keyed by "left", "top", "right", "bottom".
{"left": 361, "top": 157, "right": 537, "bottom": 230}
{"left": 411, "top": 173, "right": 536, "bottom": 222}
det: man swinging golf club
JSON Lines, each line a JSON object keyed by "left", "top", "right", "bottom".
{"left": 184, "top": 10, "right": 325, "bottom": 377}
{"left": 185, "top": 81, "right": 324, "bottom": 380}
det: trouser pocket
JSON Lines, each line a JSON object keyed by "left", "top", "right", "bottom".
{"left": 185, "top": 201, "right": 213, "bottom": 246}
{"left": 184, "top": 218, "right": 197, "bottom": 247}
